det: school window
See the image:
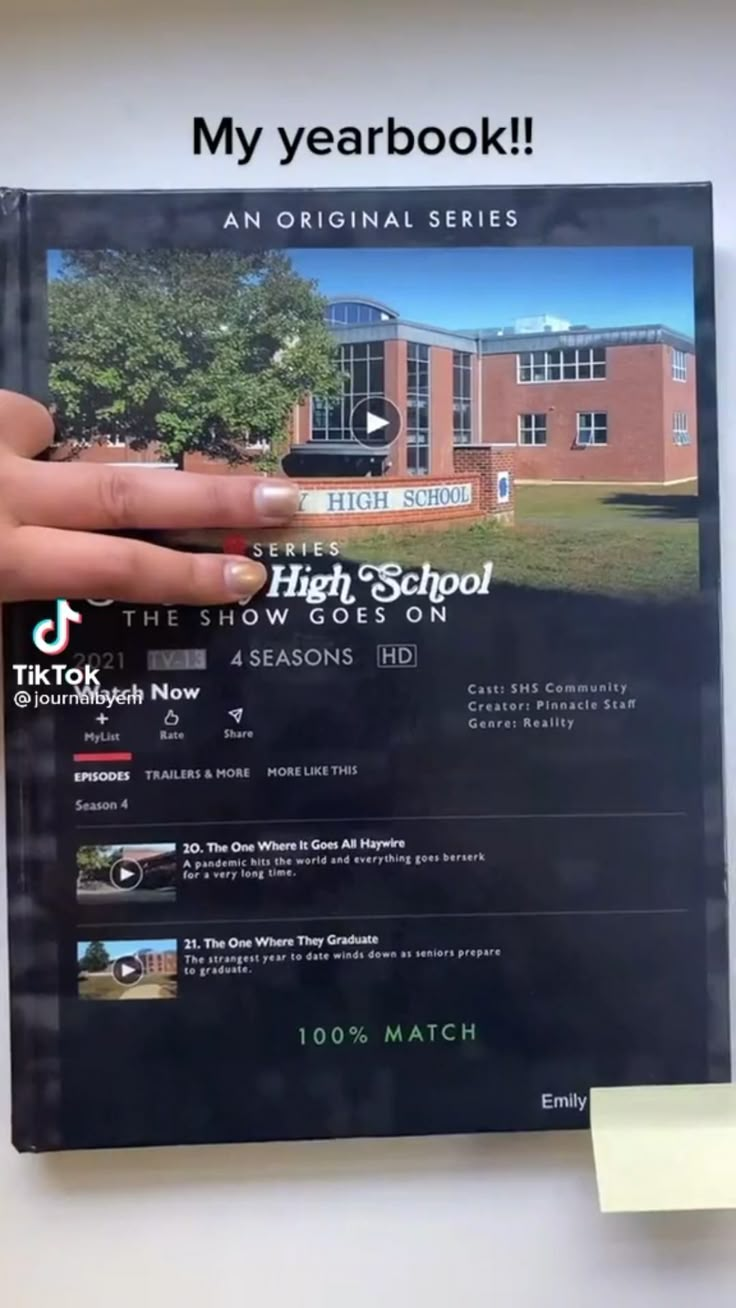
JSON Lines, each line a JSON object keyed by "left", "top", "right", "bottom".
{"left": 311, "top": 342, "right": 385, "bottom": 441}
{"left": 673, "top": 412, "right": 691, "bottom": 445}
{"left": 518, "top": 347, "right": 606, "bottom": 383}
{"left": 518, "top": 414, "right": 547, "bottom": 446}
{"left": 453, "top": 351, "right": 473, "bottom": 444}
{"left": 576, "top": 412, "right": 608, "bottom": 445}
{"left": 325, "top": 301, "right": 391, "bottom": 325}
{"left": 407, "top": 342, "right": 430, "bottom": 474}
{"left": 672, "top": 348, "right": 688, "bottom": 382}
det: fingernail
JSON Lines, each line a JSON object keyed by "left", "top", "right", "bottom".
{"left": 254, "top": 479, "right": 300, "bottom": 524}
{"left": 224, "top": 559, "right": 267, "bottom": 599}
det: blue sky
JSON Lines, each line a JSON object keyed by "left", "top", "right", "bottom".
{"left": 77, "top": 940, "right": 177, "bottom": 962}
{"left": 48, "top": 244, "right": 694, "bottom": 336}
{"left": 123, "top": 843, "right": 175, "bottom": 855}
{"left": 286, "top": 246, "right": 694, "bottom": 336}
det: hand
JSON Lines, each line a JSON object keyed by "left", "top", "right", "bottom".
{"left": 0, "top": 391, "right": 299, "bottom": 603}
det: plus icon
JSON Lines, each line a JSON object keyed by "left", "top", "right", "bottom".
{"left": 95, "top": 713, "right": 109, "bottom": 725}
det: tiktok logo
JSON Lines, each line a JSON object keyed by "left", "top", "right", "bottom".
{"left": 32, "top": 599, "right": 83, "bottom": 655}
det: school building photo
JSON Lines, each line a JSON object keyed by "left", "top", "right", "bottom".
{"left": 76, "top": 939, "right": 179, "bottom": 1001}
{"left": 287, "top": 302, "right": 697, "bottom": 486}
{"left": 47, "top": 243, "right": 701, "bottom": 597}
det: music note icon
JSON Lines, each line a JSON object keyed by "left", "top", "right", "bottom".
{"left": 32, "top": 599, "right": 83, "bottom": 656}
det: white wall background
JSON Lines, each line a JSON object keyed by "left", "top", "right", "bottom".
{"left": 2, "top": 0, "right": 736, "bottom": 1303}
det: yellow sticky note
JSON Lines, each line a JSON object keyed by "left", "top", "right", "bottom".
{"left": 590, "top": 1083, "right": 736, "bottom": 1212}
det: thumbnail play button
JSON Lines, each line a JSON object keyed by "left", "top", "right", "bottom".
{"left": 110, "top": 857, "right": 143, "bottom": 892}
{"left": 112, "top": 955, "right": 144, "bottom": 987}
{"left": 350, "top": 396, "right": 402, "bottom": 451}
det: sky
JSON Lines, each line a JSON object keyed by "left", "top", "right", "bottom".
{"left": 123, "top": 843, "right": 175, "bottom": 855}
{"left": 77, "top": 940, "right": 177, "bottom": 962}
{"left": 286, "top": 246, "right": 695, "bottom": 336}
{"left": 83, "top": 843, "right": 174, "bottom": 856}
{"left": 48, "top": 244, "right": 695, "bottom": 336}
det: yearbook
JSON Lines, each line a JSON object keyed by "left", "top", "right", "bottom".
{"left": 0, "top": 184, "right": 728, "bottom": 1151}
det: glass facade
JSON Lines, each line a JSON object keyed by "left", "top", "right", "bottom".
{"left": 407, "top": 342, "right": 430, "bottom": 475}
{"left": 311, "top": 342, "right": 385, "bottom": 442}
{"left": 325, "top": 301, "right": 393, "bottom": 325}
{"left": 453, "top": 351, "right": 473, "bottom": 444}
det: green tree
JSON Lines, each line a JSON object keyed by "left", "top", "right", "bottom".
{"left": 79, "top": 941, "right": 111, "bottom": 973}
{"left": 76, "top": 845, "right": 123, "bottom": 883}
{"left": 49, "top": 249, "right": 342, "bottom": 470}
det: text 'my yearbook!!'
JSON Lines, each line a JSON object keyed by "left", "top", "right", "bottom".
{"left": 0, "top": 185, "right": 728, "bottom": 1151}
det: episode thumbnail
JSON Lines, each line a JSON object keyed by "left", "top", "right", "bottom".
{"left": 76, "top": 843, "right": 177, "bottom": 904}
{"left": 77, "top": 939, "right": 178, "bottom": 1001}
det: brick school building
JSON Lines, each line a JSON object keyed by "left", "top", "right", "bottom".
{"left": 52, "top": 300, "right": 697, "bottom": 531}
{"left": 286, "top": 301, "right": 698, "bottom": 486}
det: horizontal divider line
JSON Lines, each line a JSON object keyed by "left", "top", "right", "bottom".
{"left": 75, "top": 810, "right": 689, "bottom": 830}
{"left": 82, "top": 907, "right": 692, "bottom": 928}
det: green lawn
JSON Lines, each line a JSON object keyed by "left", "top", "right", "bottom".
{"left": 78, "top": 972, "right": 177, "bottom": 1000}
{"left": 349, "top": 481, "right": 699, "bottom": 598}
{"left": 78, "top": 973, "right": 126, "bottom": 1000}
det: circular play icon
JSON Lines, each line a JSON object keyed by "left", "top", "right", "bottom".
{"left": 349, "top": 396, "right": 402, "bottom": 452}
{"left": 112, "top": 955, "right": 145, "bottom": 987}
{"left": 109, "top": 857, "right": 143, "bottom": 892}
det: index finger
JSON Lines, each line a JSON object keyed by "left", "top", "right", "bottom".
{"left": 10, "top": 459, "right": 301, "bottom": 530}
{"left": 0, "top": 390, "right": 55, "bottom": 458}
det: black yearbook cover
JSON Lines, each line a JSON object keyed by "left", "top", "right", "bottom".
{"left": 0, "top": 185, "right": 729, "bottom": 1151}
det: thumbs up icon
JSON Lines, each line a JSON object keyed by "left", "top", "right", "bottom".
{"left": 163, "top": 709, "right": 180, "bottom": 727}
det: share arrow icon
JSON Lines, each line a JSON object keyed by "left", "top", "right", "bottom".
{"left": 228, "top": 708, "right": 244, "bottom": 725}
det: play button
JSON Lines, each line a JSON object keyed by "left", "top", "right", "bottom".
{"left": 112, "top": 955, "right": 144, "bottom": 987}
{"left": 349, "top": 396, "right": 402, "bottom": 452}
{"left": 109, "top": 857, "right": 143, "bottom": 892}
{"left": 366, "top": 410, "right": 389, "bottom": 436}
